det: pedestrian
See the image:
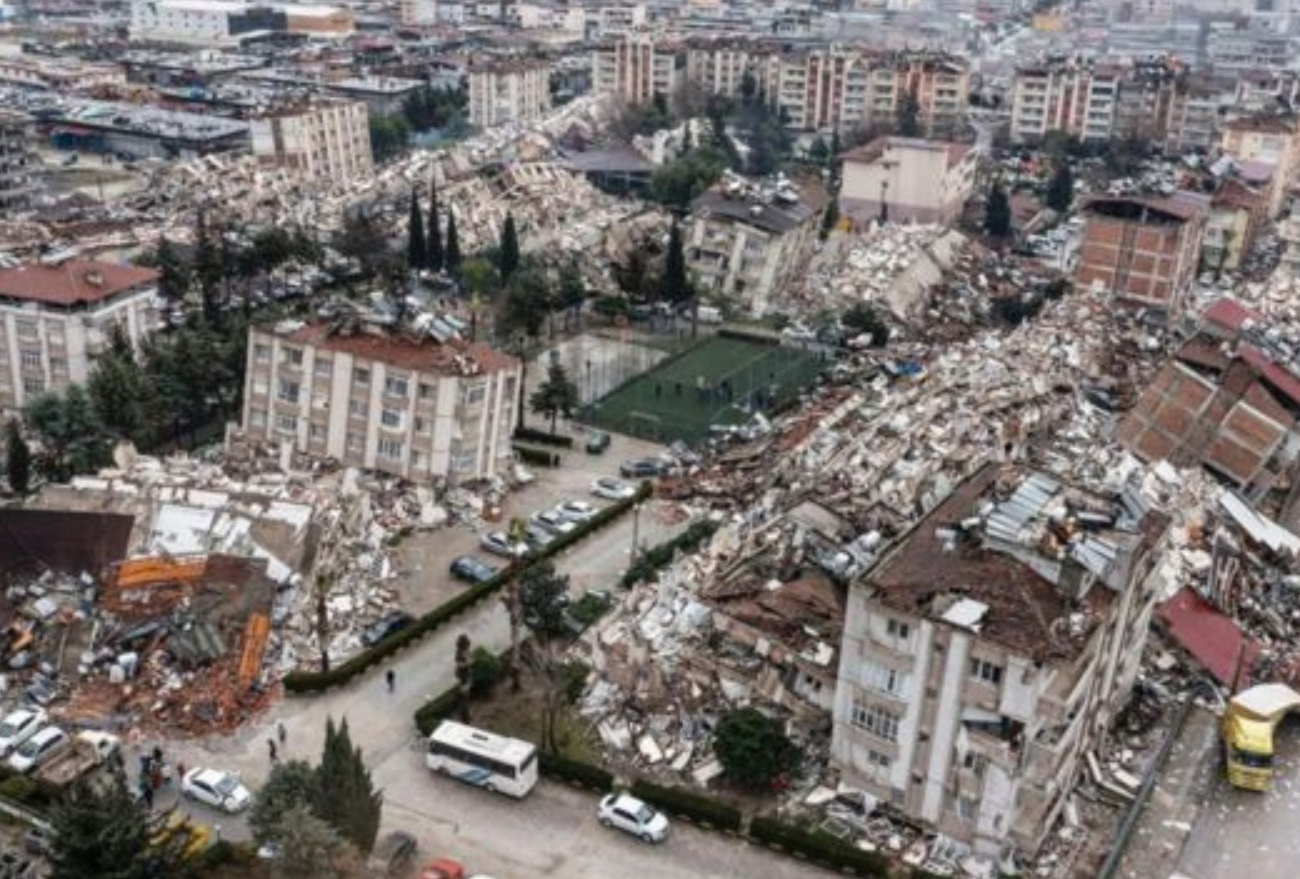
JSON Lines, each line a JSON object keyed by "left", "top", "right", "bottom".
{"left": 277, "top": 722, "right": 287, "bottom": 745}
{"left": 386, "top": 668, "right": 396, "bottom": 692}
{"left": 268, "top": 738, "right": 278, "bottom": 762}
{"left": 151, "top": 745, "right": 163, "bottom": 764}
{"left": 142, "top": 781, "right": 154, "bottom": 810}
{"left": 177, "top": 761, "right": 186, "bottom": 783}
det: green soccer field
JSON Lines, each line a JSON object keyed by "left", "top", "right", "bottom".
{"left": 582, "top": 334, "right": 825, "bottom": 445}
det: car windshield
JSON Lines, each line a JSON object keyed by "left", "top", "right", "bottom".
{"left": 15, "top": 737, "right": 40, "bottom": 757}
{"left": 214, "top": 775, "right": 239, "bottom": 795}
{"left": 0, "top": 720, "right": 18, "bottom": 737}
{"left": 636, "top": 804, "right": 657, "bottom": 824}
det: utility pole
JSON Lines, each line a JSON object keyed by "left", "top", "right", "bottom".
{"left": 630, "top": 501, "right": 642, "bottom": 561}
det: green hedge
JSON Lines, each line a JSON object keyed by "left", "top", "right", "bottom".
{"left": 514, "top": 445, "right": 561, "bottom": 467}
{"left": 748, "top": 816, "right": 890, "bottom": 876}
{"left": 621, "top": 519, "right": 719, "bottom": 588}
{"left": 414, "top": 688, "right": 464, "bottom": 736}
{"left": 285, "top": 483, "right": 650, "bottom": 694}
{"left": 539, "top": 752, "right": 614, "bottom": 793}
{"left": 514, "top": 426, "right": 574, "bottom": 448}
{"left": 629, "top": 779, "right": 743, "bottom": 834}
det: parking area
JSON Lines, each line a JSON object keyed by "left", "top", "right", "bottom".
{"left": 388, "top": 429, "right": 668, "bottom": 615}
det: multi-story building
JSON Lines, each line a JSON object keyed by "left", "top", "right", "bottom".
{"left": 0, "top": 55, "right": 125, "bottom": 92}
{"left": 0, "top": 111, "right": 36, "bottom": 214}
{"left": 591, "top": 34, "right": 682, "bottom": 104}
{"left": 467, "top": 58, "right": 553, "bottom": 128}
{"left": 1220, "top": 114, "right": 1300, "bottom": 217}
{"left": 1075, "top": 192, "right": 1209, "bottom": 317}
{"left": 684, "top": 38, "right": 766, "bottom": 101}
{"left": 1008, "top": 59, "right": 1092, "bottom": 144}
{"left": 0, "top": 260, "right": 161, "bottom": 413}
{"left": 839, "top": 136, "right": 976, "bottom": 226}
{"left": 250, "top": 99, "right": 372, "bottom": 182}
{"left": 130, "top": 0, "right": 354, "bottom": 46}
{"left": 832, "top": 464, "right": 1168, "bottom": 861}
{"left": 241, "top": 319, "right": 521, "bottom": 484}
{"left": 398, "top": 0, "right": 438, "bottom": 26}
{"left": 772, "top": 47, "right": 870, "bottom": 133}
{"left": 686, "top": 175, "right": 823, "bottom": 316}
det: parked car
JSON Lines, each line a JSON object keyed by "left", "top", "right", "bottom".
{"left": 21, "top": 826, "right": 50, "bottom": 856}
{"left": 597, "top": 793, "right": 670, "bottom": 843}
{"left": 362, "top": 612, "right": 415, "bottom": 647}
{"left": 181, "top": 768, "right": 251, "bottom": 813}
{"left": 479, "top": 532, "right": 530, "bottom": 559}
{"left": 586, "top": 430, "right": 611, "bottom": 454}
{"left": 523, "top": 524, "right": 556, "bottom": 552}
{"left": 450, "top": 556, "right": 497, "bottom": 584}
{"left": 368, "top": 830, "right": 418, "bottom": 877}
{"left": 531, "top": 509, "right": 577, "bottom": 536}
{"left": 8, "top": 726, "right": 69, "bottom": 774}
{"left": 0, "top": 707, "right": 46, "bottom": 758}
{"left": 591, "top": 477, "right": 636, "bottom": 501}
{"left": 556, "top": 500, "right": 598, "bottom": 523}
{"left": 619, "top": 459, "right": 663, "bottom": 479}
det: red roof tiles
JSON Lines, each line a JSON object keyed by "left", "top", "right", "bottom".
{"left": 0, "top": 260, "right": 159, "bottom": 307}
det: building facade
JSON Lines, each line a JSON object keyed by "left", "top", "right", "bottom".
{"left": 0, "top": 111, "right": 36, "bottom": 213}
{"left": 467, "top": 59, "right": 553, "bottom": 128}
{"left": 241, "top": 321, "right": 521, "bottom": 484}
{"left": 839, "top": 136, "right": 976, "bottom": 226}
{"left": 832, "top": 465, "right": 1168, "bottom": 861}
{"left": 591, "top": 34, "right": 682, "bottom": 104}
{"left": 1074, "top": 193, "right": 1209, "bottom": 316}
{"left": 0, "top": 55, "right": 126, "bottom": 92}
{"left": 250, "top": 99, "right": 372, "bottom": 182}
{"left": 0, "top": 260, "right": 161, "bottom": 413}
{"left": 1220, "top": 114, "right": 1300, "bottom": 217}
{"left": 130, "top": 0, "right": 354, "bottom": 45}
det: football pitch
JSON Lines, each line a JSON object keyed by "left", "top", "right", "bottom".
{"left": 582, "top": 334, "right": 826, "bottom": 444}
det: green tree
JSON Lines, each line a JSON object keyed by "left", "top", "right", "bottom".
{"left": 658, "top": 220, "right": 690, "bottom": 308}
{"left": 193, "top": 211, "right": 224, "bottom": 325}
{"left": 502, "top": 266, "right": 550, "bottom": 339}
{"left": 648, "top": 146, "right": 726, "bottom": 210}
{"left": 444, "top": 208, "right": 462, "bottom": 272}
{"left": 470, "top": 646, "right": 502, "bottom": 697}
{"left": 530, "top": 361, "right": 580, "bottom": 435}
{"left": 808, "top": 135, "right": 829, "bottom": 165}
{"left": 896, "top": 85, "right": 922, "bottom": 138}
{"left": 155, "top": 237, "right": 190, "bottom": 304}
{"left": 842, "top": 302, "right": 890, "bottom": 346}
{"left": 368, "top": 114, "right": 411, "bottom": 163}
{"left": 984, "top": 181, "right": 1012, "bottom": 238}
{"left": 518, "top": 560, "right": 570, "bottom": 639}
{"left": 25, "top": 385, "right": 110, "bottom": 481}
{"left": 313, "top": 717, "right": 382, "bottom": 855}
{"left": 1046, "top": 161, "right": 1074, "bottom": 213}
{"left": 48, "top": 770, "right": 193, "bottom": 879}
{"left": 249, "top": 759, "right": 317, "bottom": 847}
{"left": 713, "top": 708, "right": 801, "bottom": 791}
{"left": 819, "top": 199, "right": 840, "bottom": 241}
{"left": 498, "top": 212, "right": 521, "bottom": 280}
{"left": 275, "top": 804, "right": 359, "bottom": 879}
{"left": 335, "top": 209, "right": 392, "bottom": 280}
{"left": 5, "top": 420, "right": 30, "bottom": 495}
{"left": 427, "top": 178, "right": 444, "bottom": 271}
{"left": 556, "top": 261, "right": 585, "bottom": 331}
{"left": 407, "top": 188, "right": 427, "bottom": 271}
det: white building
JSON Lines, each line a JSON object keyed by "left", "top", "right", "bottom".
{"left": 467, "top": 59, "right": 553, "bottom": 128}
{"left": 0, "top": 260, "right": 161, "bottom": 412}
{"left": 0, "top": 55, "right": 125, "bottom": 92}
{"left": 130, "top": 0, "right": 353, "bottom": 46}
{"left": 250, "top": 99, "right": 372, "bottom": 183}
{"left": 242, "top": 320, "right": 522, "bottom": 484}
{"left": 839, "top": 137, "right": 976, "bottom": 227}
{"left": 399, "top": 0, "right": 438, "bottom": 26}
{"left": 591, "top": 34, "right": 682, "bottom": 105}
{"left": 832, "top": 465, "right": 1168, "bottom": 862}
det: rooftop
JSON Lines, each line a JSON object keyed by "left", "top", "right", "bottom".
{"left": 842, "top": 135, "right": 972, "bottom": 170}
{"left": 0, "top": 259, "right": 159, "bottom": 307}
{"left": 261, "top": 320, "right": 518, "bottom": 377}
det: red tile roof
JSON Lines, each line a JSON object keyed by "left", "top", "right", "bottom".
{"left": 1202, "top": 297, "right": 1264, "bottom": 334}
{"left": 272, "top": 322, "right": 519, "bottom": 377}
{"left": 0, "top": 260, "right": 159, "bottom": 307}
{"left": 1159, "top": 587, "right": 1260, "bottom": 687}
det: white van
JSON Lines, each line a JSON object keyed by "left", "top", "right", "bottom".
{"left": 696, "top": 305, "right": 723, "bottom": 325}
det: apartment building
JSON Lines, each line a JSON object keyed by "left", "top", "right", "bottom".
{"left": 130, "top": 0, "right": 354, "bottom": 45}
{"left": 0, "top": 111, "right": 36, "bottom": 214}
{"left": 686, "top": 176, "right": 823, "bottom": 316}
{"left": 1075, "top": 192, "right": 1209, "bottom": 316}
{"left": 591, "top": 34, "right": 682, "bottom": 104}
{"left": 467, "top": 58, "right": 553, "bottom": 128}
{"left": 831, "top": 464, "right": 1168, "bottom": 861}
{"left": 250, "top": 99, "right": 372, "bottom": 183}
{"left": 839, "top": 136, "right": 976, "bottom": 226}
{"left": 1220, "top": 114, "right": 1300, "bottom": 217}
{"left": 398, "top": 0, "right": 438, "bottom": 26}
{"left": 0, "top": 55, "right": 125, "bottom": 92}
{"left": 0, "top": 260, "right": 161, "bottom": 413}
{"left": 684, "top": 39, "right": 767, "bottom": 100}
{"left": 241, "top": 320, "right": 521, "bottom": 484}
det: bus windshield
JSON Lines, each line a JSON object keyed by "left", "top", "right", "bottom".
{"left": 1232, "top": 748, "right": 1273, "bottom": 769}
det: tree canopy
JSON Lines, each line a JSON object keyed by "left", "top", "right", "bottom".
{"left": 713, "top": 708, "right": 801, "bottom": 791}
{"left": 519, "top": 560, "right": 570, "bottom": 639}
{"left": 984, "top": 181, "right": 1012, "bottom": 238}
{"left": 530, "top": 361, "right": 580, "bottom": 435}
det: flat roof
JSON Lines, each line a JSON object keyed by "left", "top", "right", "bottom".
{"left": 52, "top": 100, "right": 249, "bottom": 142}
{"left": 260, "top": 321, "right": 518, "bottom": 377}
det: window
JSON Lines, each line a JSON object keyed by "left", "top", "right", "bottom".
{"left": 385, "top": 375, "right": 409, "bottom": 397}
{"left": 345, "top": 432, "right": 364, "bottom": 453}
{"left": 254, "top": 344, "right": 271, "bottom": 363}
{"left": 48, "top": 357, "right": 66, "bottom": 375}
{"left": 314, "top": 358, "right": 332, "bottom": 377}
{"left": 412, "top": 450, "right": 426, "bottom": 469}
{"left": 19, "top": 350, "right": 41, "bottom": 370}
{"left": 353, "top": 367, "right": 370, "bottom": 385}
{"left": 884, "top": 618, "right": 910, "bottom": 644}
{"left": 348, "top": 399, "right": 367, "bottom": 417}
{"left": 962, "top": 751, "right": 988, "bottom": 779}
{"left": 249, "top": 408, "right": 267, "bottom": 428}
{"left": 970, "top": 658, "right": 1004, "bottom": 687}
{"left": 309, "top": 423, "right": 327, "bottom": 442}
{"left": 275, "top": 413, "right": 297, "bottom": 433}
{"left": 21, "top": 377, "right": 43, "bottom": 395}
{"left": 277, "top": 379, "right": 300, "bottom": 404}
{"left": 849, "top": 701, "right": 900, "bottom": 743}
{"left": 378, "top": 437, "right": 403, "bottom": 459}
{"left": 15, "top": 320, "right": 36, "bottom": 340}
{"left": 451, "top": 450, "right": 476, "bottom": 473}
{"left": 418, "top": 382, "right": 435, "bottom": 400}
{"left": 957, "top": 795, "right": 978, "bottom": 823}
{"left": 463, "top": 384, "right": 486, "bottom": 406}
{"left": 859, "top": 659, "right": 907, "bottom": 698}
{"left": 414, "top": 416, "right": 430, "bottom": 434}
{"left": 864, "top": 749, "right": 891, "bottom": 773}
{"left": 381, "top": 408, "right": 403, "bottom": 428}
{"left": 283, "top": 347, "right": 303, "bottom": 366}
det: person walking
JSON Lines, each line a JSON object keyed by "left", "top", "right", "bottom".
{"left": 277, "top": 722, "right": 287, "bottom": 745}
{"left": 267, "top": 739, "right": 278, "bottom": 762}
{"left": 386, "top": 668, "right": 395, "bottom": 693}
{"left": 142, "top": 781, "right": 154, "bottom": 810}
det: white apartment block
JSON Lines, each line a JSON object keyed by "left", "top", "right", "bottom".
{"left": 0, "top": 260, "right": 161, "bottom": 413}
{"left": 130, "top": 0, "right": 353, "bottom": 45}
{"left": 467, "top": 59, "right": 553, "bottom": 128}
{"left": 250, "top": 100, "right": 373, "bottom": 183}
{"left": 592, "top": 35, "right": 682, "bottom": 105}
{"left": 840, "top": 137, "right": 976, "bottom": 226}
{"left": 832, "top": 466, "right": 1168, "bottom": 862}
{"left": 242, "top": 321, "right": 522, "bottom": 484}
{"left": 399, "top": 0, "right": 438, "bottom": 26}
{"left": 0, "top": 55, "right": 125, "bottom": 92}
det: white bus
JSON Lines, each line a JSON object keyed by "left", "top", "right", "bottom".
{"left": 426, "top": 720, "right": 538, "bottom": 798}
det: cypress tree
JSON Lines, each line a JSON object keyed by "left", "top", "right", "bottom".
{"left": 445, "top": 208, "right": 462, "bottom": 272}
{"left": 313, "top": 717, "right": 382, "bottom": 855}
{"left": 498, "top": 212, "right": 520, "bottom": 280}
{"left": 427, "top": 178, "right": 444, "bottom": 271}
{"left": 984, "top": 181, "right": 1012, "bottom": 238}
{"left": 5, "top": 421, "right": 30, "bottom": 495}
{"left": 407, "top": 189, "right": 426, "bottom": 270}
{"left": 1046, "top": 161, "right": 1074, "bottom": 213}
{"left": 659, "top": 220, "right": 689, "bottom": 306}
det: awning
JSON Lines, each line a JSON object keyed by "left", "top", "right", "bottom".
{"left": 1158, "top": 588, "right": 1260, "bottom": 687}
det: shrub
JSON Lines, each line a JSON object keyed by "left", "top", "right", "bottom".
{"left": 628, "top": 780, "right": 743, "bottom": 833}
{"left": 714, "top": 708, "right": 801, "bottom": 791}
{"left": 513, "top": 445, "right": 560, "bottom": 467}
{"left": 621, "top": 519, "right": 718, "bottom": 588}
{"left": 198, "top": 840, "right": 256, "bottom": 869}
{"left": 0, "top": 776, "right": 35, "bottom": 803}
{"left": 538, "top": 752, "right": 614, "bottom": 792}
{"left": 749, "top": 816, "right": 890, "bottom": 876}
{"left": 513, "top": 426, "right": 573, "bottom": 448}
{"left": 414, "top": 687, "right": 463, "bottom": 736}
{"left": 469, "top": 647, "right": 502, "bottom": 697}
{"left": 565, "top": 591, "right": 611, "bottom": 632}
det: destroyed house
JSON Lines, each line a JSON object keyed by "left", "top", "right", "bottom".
{"left": 831, "top": 464, "right": 1168, "bottom": 861}
{"left": 1117, "top": 298, "right": 1300, "bottom": 504}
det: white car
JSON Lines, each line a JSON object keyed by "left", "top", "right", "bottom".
{"left": 531, "top": 509, "right": 577, "bottom": 536}
{"left": 8, "top": 726, "right": 68, "bottom": 774}
{"left": 0, "top": 708, "right": 46, "bottom": 758}
{"left": 591, "top": 477, "right": 636, "bottom": 501}
{"left": 597, "top": 793, "right": 670, "bottom": 843}
{"left": 557, "top": 500, "right": 599, "bottom": 523}
{"left": 182, "top": 768, "right": 251, "bottom": 814}
{"left": 480, "top": 532, "right": 530, "bottom": 559}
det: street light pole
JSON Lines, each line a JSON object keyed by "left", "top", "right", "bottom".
{"left": 630, "top": 501, "right": 642, "bottom": 562}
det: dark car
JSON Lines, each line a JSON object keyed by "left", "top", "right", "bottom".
{"left": 586, "top": 430, "right": 611, "bottom": 454}
{"left": 367, "top": 830, "right": 417, "bottom": 877}
{"left": 619, "top": 458, "right": 663, "bottom": 479}
{"left": 362, "top": 612, "right": 414, "bottom": 647}
{"left": 450, "top": 555, "right": 498, "bottom": 584}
